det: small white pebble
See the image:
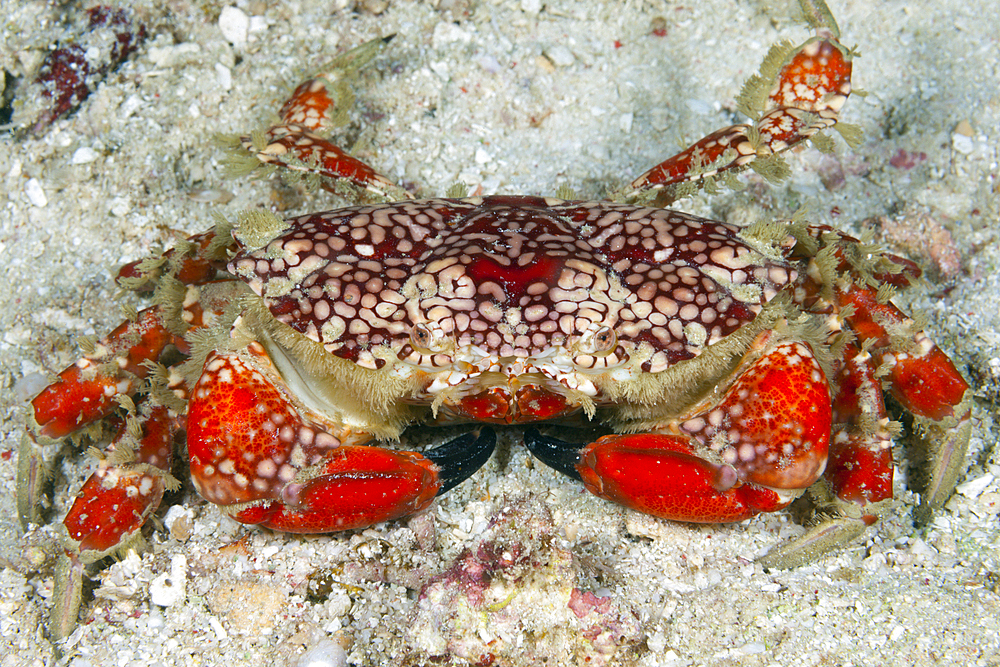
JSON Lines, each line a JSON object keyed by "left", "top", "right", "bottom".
{"left": 976, "top": 492, "right": 1000, "bottom": 517}
{"left": 862, "top": 552, "right": 887, "bottom": 572}
{"left": 956, "top": 472, "right": 994, "bottom": 499}
{"left": 218, "top": 6, "right": 250, "bottom": 46}
{"left": 208, "top": 615, "right": 228, "bottom": 640}
{"left": 909, "top": 538, "right": 936, "bottom": 559}
{"left": 619, "top": 112, "right": 633, "bottom": 133}
{"left": 25, "top": 178, "right": 47, "bottom": 207}
{"left": 163, "top": 505, "right": 194, "bottom": 532}
{"left": 13, "top": 372, "right": 48, "bottom": 402}
{"left": 110, "top": 196, "right": 131, "bottom": 216}
{"left": 147, "top": 43, "right": 200, "bottom": 68}
{"left": 545, "top": 45, "right": 575, "bottom": 67}
{"left": 215, "top": 62, "right": 232, "bottom": 90}
{"left": 71, "top": 147, "right": 98, "bottom": 164}
{"left": 149, "top": 554, "right": 187, "bottom": 607}
{"left": 889, "top": 624, "right": 905, "bottom": 641}
{"left": 292, "top": 640, "right": 347, "bottom": 667}
{"left": 249, "top": 15, "right": 268, "bottom": 34}
{"left": 120, "top": 94, "right": 143, "bottom": 118}
{"left": 646, "top": 631, "right": 666, "bottom": 653}
{"left": 952, "top": 132, "right": 974, "bottom": 154}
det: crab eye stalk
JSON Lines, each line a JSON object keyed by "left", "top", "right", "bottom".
{"left": 592, "top": 326, "right": 617, "bottom": 356}
{"left": 410, "top": 323, "right": 435, "bottom": 353}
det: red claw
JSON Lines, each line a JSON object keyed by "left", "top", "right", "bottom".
{"left": 578, "top": 433, "right": 789, "bottom": 523}
{"left": 231, "top": 445, "right": 440, "bottom": 533}
{"left": 577, "top": 340, "right": 831, "bottom": 523}
{"left": 187, "top": 348, "right": 441, "bottom": 533}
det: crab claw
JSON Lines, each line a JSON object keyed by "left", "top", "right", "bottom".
{"left": 187, "top": 348, "right": 495, "bottom": 533}
{"left": 528, "top": 341, "right": 831, "bottom": 523}
{"left": 527, "top": 429, "right": 791, "bottom": 522}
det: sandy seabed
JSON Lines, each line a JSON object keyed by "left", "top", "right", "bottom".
{"left": 1, "top": 0, "right": 998, "bottom": 665}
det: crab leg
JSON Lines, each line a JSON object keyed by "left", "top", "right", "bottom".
{"left": 29, "top": 276, "right": 240, "bottom": 441}
{"left": 826, "top": 342, "right": 895, "bottom": 512}
{"left": 50, "top": 402, "right": 179, "bottom": 639}
{"left": 232, "top": 36, "right": 406, "bottom": 200}
{"left": 30, "top": 223, "right": 235, "bottom": 439}
{"left": 62, "top": 404, "right": 178, "bottom": 558}
{"left": 187, "top": 349, "right": 495, "bottom": 532}
{"left": 30, "top": 282, "right": 240, "bottom": 637}
{"left": 527, "top": 341, "right": 832, "bottom": 523}
{"left": 627, "top": 35, "right": 853, "bottom": 204}
{"left": 838, "top": 285, "right": 972, "bottom": 515}
{"left": 760, "top": 287, "right": 972, "bottom": 568}
{"left": 115, "top": 229, "right": 229, "bottom": 291}
{"left": 30, "top": 307, "right": 185, "bottom": 439}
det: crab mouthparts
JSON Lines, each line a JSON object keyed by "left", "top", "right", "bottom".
{"left": 433, "top": 376, "right": 579, "bottom": 424}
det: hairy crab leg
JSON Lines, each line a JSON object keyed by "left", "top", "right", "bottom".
{"left": 760, "top": 279, "right": 973, "bottom": 568}
{"left": 29, "top": 276, "right": 239, "bottom": 443}
{"left": 30, "top": 307, "right": 185, "bottom": 440}
{"left": 759, "top": 341, "right": 895, "bottom": 568}
{"left": 115, "top": 229, "right": 228, "bottom": 291}
{"left": 826, "top": 342, "right": 895, "bottom": 513}
{"left": 29, "top": 218, "right": 237, "bottom": 440}
{"left": 837, "top": 285, "right": 973, "bottom": 517}
{"left": 50, "top": 402, "right": 179, "bottom": 640}
{"left": 627, "top": 35, "right": 854, "bottom": 204}
{"left": 187, "top": 349, "right": 496, "bottom": 532}
{"left": 229, "top": 36, "right": 407, "bottom": 201}
{"left": 62, "top": 404, "right": 178, "bottom": 558}
{"left": 528, "top": 340, "right": 832, "bottom": 523}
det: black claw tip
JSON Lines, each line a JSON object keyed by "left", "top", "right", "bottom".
{"left": 523, "top": 428, "right": 583, "bottom": 482}
{"left": 424, "top": 428, "right": 496, "bottom": 495}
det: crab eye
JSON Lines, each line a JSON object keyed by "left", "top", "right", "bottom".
{"left": 410, "top": 323, "right": 434, "bottom": 353}
{"left": 592, "top": 326, "right": 617, "bottom": 355}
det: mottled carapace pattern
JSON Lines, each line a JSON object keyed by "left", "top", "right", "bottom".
{"left": 231, "top": 195, "right": 795, "bottom": 379}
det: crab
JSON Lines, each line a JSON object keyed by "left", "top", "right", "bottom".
{"left": 22, "top": 1, "right": 972, "bottom": 640}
